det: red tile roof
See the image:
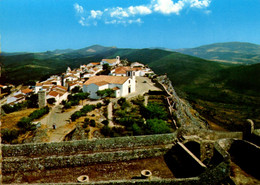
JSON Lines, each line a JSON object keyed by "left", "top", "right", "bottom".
{"left": 84, "top": 75, "right": 129, "bottom": 86}
{"left": 102, "top": 59, "right": 118, "bottom": 64}
{"left": 48, "top": 91, "right": 59, "bottom": 97}
{"left": 21, "top": 88, "right": 33, "bottom": 94}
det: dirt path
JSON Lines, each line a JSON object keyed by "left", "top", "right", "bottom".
{"left": 38, "top": 100, "right": 102, "bottom": 142}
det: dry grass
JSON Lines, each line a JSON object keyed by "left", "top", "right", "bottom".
{"left": 1, "top": 108, "right": 37, "bottom": 129}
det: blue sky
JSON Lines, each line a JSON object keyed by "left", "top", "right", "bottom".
{"left": 0, "top": 0, "right": 260, "bottom": 52}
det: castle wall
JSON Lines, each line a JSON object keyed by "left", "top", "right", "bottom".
{"left": 2, "top": 133, "right": 178, "bottom": 158}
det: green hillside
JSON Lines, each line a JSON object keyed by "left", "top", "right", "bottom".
{"left": 175, "top": 42, "right": 260, "bottom": 64}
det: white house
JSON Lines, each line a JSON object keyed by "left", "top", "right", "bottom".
{"left": 46, "top": 85, "right": 68, "bottom": 105}
{"left": 100, "top": 56, "right": 120, "bottom": 66}
{"left": 83, "top": 75, "right": 135, "bottom": 99}
{"left": 111, "top": 66, "right": 147, "bottom": 77}
{"left": 130, "top": 62, "right": 145, "bottom": 68}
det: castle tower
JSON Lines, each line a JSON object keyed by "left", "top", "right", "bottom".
{"left": 38, "top": 90, "right": 47, "bottom": 108}
{"left": 116, "top": 56, "right": 120, "bottom": 64}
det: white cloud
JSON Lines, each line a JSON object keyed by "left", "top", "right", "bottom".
{"left": 110, "top": 7, "right": 129, "bottom": 18}
{"left": 128, "top": 18, "right": 143, "bottom": 24}
{"left": 153, "top": 0, "right": 185, "bottom": 15}
{"left": 74, "top": 0, "right": 211, "bottom": 26}
{"left": 74, "top": 3, "right": 84, "bottom": 14}
{"left": 128, "top": 6, "right": 152, "bottom": 15}
{"left": 190, "top": 0, "right": 211, "bottom": 8}
{"left": 90, "top": 10, "right": 103, "bottom": 19}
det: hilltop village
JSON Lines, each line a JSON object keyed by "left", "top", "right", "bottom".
{"left": 0, "top": 56, "right": 259, "bottom": 185}
{"left": 2, "top": 56, "right": 153, "bottom": 107}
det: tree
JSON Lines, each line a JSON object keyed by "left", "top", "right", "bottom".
{"left": 101, "top": 125, "right": 113, "bottom": 137}
{"left": 97, "top": 89, "right": 115, "bottom": 98}
{"left": 141, "top": 102, "right": 168, "bottom": 120}
{"left": 26, "top": 94, "right": 39, "bottom": 108}
{"left": 1, "top": 129, "right": 19, "bottom": 143}
{"left": 145, "top": 119, "right": 171, "bottom": 134}
{"left": 71, "top": 86, "right": 82, "bottom": 94}
{"left": 132, "top": 123, "right": 143, "bottom": 135}
{"left": 101, "top": 120, "right": 109, "bottom": 126}
{"left": 117, "top": 97, "right": 126, "bottom": 106}
{"left": 47, "top": 98, "right": 56, "bottom": 105}
{"left": 17, "top": 117, "right": 34, "bottom": 131}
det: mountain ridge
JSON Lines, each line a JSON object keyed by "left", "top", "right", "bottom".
{"left": 174, "top": 42, "right": 260, "bottom": 64}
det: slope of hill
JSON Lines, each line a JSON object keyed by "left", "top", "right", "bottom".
{"left": 175, "top": 42, "right": 260, "bottom": 64}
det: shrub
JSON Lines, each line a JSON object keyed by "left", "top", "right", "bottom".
{"left": 117, "top": 97, "right": 126, "bottom": 106}
{"left": 81, "top": 104, "right": 95, "bottom": 114}
{"left": 96, "top": 103, "right": 102, "bottom": 108}
{"left": 28, "top": 106, "right": 49, "bottom": 120}
{"left": 64, "top": 102, "right": 72, "bottom": 109}
{"left": 47, "top": 98, "right": 56, "bottom": 105}
{"left": 71, "top": 86, "right": 82, "bottom": 94}
{"left": 103, "top": 99, "right": 110, "bottom": 105}
{"left": 145, "top": 119, "right": 171, "bottom": 134}
{"left": 101, "top": 120, "right": 109, "bottom": 126}
{"left": 1, "top": 129, "right": 19, "bottom": 143}
{"left": 141, "top": 102, "right": 168, "bottom": 120}
{"left": 132, "top": 123, "right": 143, "bottom": 136}
{"left": 71, "top": 111, "right": 82, "bottom": 121}
{"left": 89, "top": 119, "right": 96, "bottom": 127}
{"left": 17, "top": 117, "right": 33, "bottom": 130}
{"left": 83, "top": 122, "right": 89, "bottom": 128}
{"left": 121, "top": 101, "right": 131, "bottom": 110}
{"left": 101, "top": 125, "right": 113, "bottom": 137}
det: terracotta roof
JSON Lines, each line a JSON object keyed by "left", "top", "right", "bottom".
{"left": 48, "top": 91, "right": 59, "bottom": 97}
{"left": 114, "top": 67, "right": 130, "bottom": 74}
{"left": 0, "top": 84, "right": 5, "bottom": 88}
{"left": 102, "top": 59, "right": 118, "bottom": 64}
{"left": 14, "top": 94, "right": 25, "bottom": 99}
{"left": 112, "top": 87, "right": 120, "bottom": 90}
{"left": 21, "top": 89, "right": 33, "bottom": 94}
{"left": 93, "top": 67, "right": 100, "bottom": 72}
{"left": 35, "top": 83, "right": 43, "bottom": 86}
{"left": 91, "top": 62, "right": 100, "bottom": 65}
{"left": 84, "top": 75, "right": 129, "bottom": 86}
{"left": 94, "top": 81, "right": 109, "bottom": 86}
{"left": 53, "top": 85, "right": 67, "bottom": 91}
{"left": 55, "top": 90, "right": 66, "bottom": 96}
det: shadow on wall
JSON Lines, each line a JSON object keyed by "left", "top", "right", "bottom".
{"left": 228, "top": 140, "right": 260, "bottom": 180}
{"left": 164, "top": 142, "right": 206, "bottom": 178}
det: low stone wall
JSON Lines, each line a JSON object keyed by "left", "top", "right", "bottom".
{"left": 199, "top": 142, "right": 231, "bottom": 185}
{"left": 180, "top": 127, "right": 243, "bottom": 141}
{"left": 3, "top": 146, "right": 172, "bottom": 173}
{"left": 3, "top": 133, "right": 178, "bottom": 158}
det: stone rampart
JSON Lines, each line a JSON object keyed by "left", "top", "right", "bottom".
{"left": 180, "top": 127, "right": 243, "bottom": 141}
{"left": 3, "top": 132, "right": 178, "bottom": 158}
{"left": 3, "top": 146, "right": 172, "bottom": 173}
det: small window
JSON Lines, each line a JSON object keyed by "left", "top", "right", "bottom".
{"left": 129, "top": 80, "right": 131, "bottom": 83}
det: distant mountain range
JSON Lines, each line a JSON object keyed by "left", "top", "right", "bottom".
{"left": 174, "top": 42, "right": 260, "bottom": 64}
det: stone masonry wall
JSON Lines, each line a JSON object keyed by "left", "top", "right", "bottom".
{"left": 3, "top": 133, "right": 178, "bottom": 158}
{"left": 3, "top": 146, "right": 172, "bottom": 173}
